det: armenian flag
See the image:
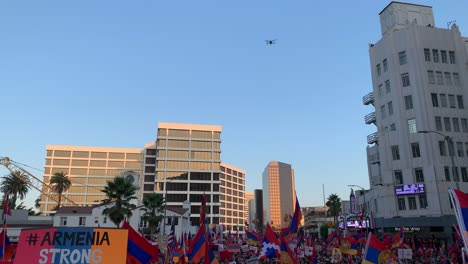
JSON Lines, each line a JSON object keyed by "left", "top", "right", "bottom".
{"left": 0, "top": 230, "right": 13, "bottom": 260}
{"left": 340, "top": 235, "right": 358, "bottom": 255}
{"left": 245, "top": 230, "right": 261, "bottom": 246}
{"left": 259, "top": 224, "right": 281, "bottom": 260}
{"left": 123, "top": 221, "right": 158, "bottom": 264}
{"left": 189, "top": 225, "right": 207, "bottom": 264}
{"left": 279, "top": 237, "right": 297, "bottom": 264}
{"left": 362, "top": 232, "right": 386, "bottom": 264}
{"left": 326, "top": 230, "right": 338, "bottom": 244}
{"left": 287, "top": 196, "right": 301, "bottom": 238}
{"left": 449, "top": 189, "right": 468, "bottom": 250}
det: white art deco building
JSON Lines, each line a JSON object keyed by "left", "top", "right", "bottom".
{"left": 362, "top": 1, "right": 468, "bottom": 238}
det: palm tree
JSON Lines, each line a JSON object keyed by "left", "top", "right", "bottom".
{"left": 50, "top": 172, "right": 72, "bottom": 210}
{"left": 101, "top": 176, "right": 137, "bottom": 227}
{"left": 0, "top": 171, "right": 30, "bottom": 208}
{"left": 326, "top": 193, "right": 342, "bottom": 227}
{"left": 141, "top": 193, "right": 165, "bottom": 239}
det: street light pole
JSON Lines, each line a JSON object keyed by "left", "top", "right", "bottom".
{"left": 418, "top": 130, "right": 459, "bottom": 189}
{"left": 348, "top": 184, "right": 367, "bottom": 233}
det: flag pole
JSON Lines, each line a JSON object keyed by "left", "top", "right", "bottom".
{"left": 2, "top": 194, "right": 8, "bottom": 261}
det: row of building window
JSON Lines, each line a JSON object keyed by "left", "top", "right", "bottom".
{"left": 376, "top": 51, "right": 407, "bottom": 77}
{"left": 392, "top": 139, "right": 468, "bottom": 162}
{"left": 428, "top": 71, "right": 461, "bottom": 86}
{"left": 394, "top": 165, "right": 468, "bottom": 185}
{"left": 59, "top": 216, "right": 93, "bottom": 226}
{"left": 157, "top": 128, "right": 221, "bottom": 140}
{"left": 397, "top": 195, "right": 427, "bottom": 211}
{"left": 438, "top": 141, "right": 468, "bottom": 158}
{"left": 220, "top": 168, "right": 244, "bottom": 178}
{"left": 435, "top": 116, "right": 468, "bottom": 133}
{"left": 424, "top": 49, "right": 456, "bottom": 64}
{"left": 220, "top": 187, "right": 244, "bottom": 195}
{"left": 431, "top": 94, "right": 464, "bottom": 109}
{"left": 48, "top": 150, "right": 142, "bottom": 160}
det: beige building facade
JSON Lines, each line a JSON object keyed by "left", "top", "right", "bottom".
{"left": 149, "top": 122, "right": 222, "bottom": 226}
{"left": 41, "top": 145, "right": 143, "bottom": 214}
{"left": 220, "top": 163, "right": 246, "bottom": 232}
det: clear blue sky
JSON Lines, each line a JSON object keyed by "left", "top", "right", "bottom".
{"left": 1, "top": 0, "right": 467, "bottom": 208}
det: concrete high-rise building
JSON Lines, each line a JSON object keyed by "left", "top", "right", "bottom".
{"left": 245, "top": 191, "right": 255, "bottom": 229}
{"left": 363, "top": 2, "right": 468, "bottom": 238}
{"left": 152, "top": 122, "right": 222, "bottom": 226}
{"left": 41, "top": 145, "right": 143, "bottom": 214}
{"left": 262, "top": 161, "right": 296, "bottom": 229}
{"left": 220, "top": 163, "right": 245, "bottom": 232}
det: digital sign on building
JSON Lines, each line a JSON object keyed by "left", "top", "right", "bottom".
{"left": 394, "top": 184, "right": 425, "bottom": 195}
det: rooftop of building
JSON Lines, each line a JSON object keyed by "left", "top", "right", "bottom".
{"left": 158, "top": 122, "right": 222, "bottom": 132}
{"left": 379, "top": 1, "right": 432, "bottom": 15}
{"left": 56, "top": 206, "right": 94, "bottom": 215}
{"left": 46, "top": 144, "right": 142, "bottom": 152}
{"left": 220, "top": 162, "right": 246, "bottom": 174}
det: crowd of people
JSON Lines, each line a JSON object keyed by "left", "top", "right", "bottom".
{"left": 155, "top": 233, "right": 466, "bottom": 264}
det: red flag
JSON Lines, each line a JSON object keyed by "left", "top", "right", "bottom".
{"left": 2, "top": 195, "right": 11, "bottom": 220}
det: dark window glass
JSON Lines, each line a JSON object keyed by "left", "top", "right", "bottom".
{"left": 431, "top": 94, "right": 439, "bottom": 107}
{"left": 415, "top": 168, "right": 424, "bottom": 182}
{"left": 411, "top": 143, "right": 421, "bottom": 158}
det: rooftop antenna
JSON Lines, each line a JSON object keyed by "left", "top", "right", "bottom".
{"left": 447, "top": 20, "right": 456, "bottom": 29}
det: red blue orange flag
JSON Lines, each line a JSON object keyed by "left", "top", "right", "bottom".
{"left": 363, "top": 232, "right": 386, "bottom": 264}
{"left": 289, "top": 196, "right": 301, "bottom": 236}
{"left": 449, "top": 188, "right": 468, "bottom": 256}
{"left": 189, "top": 225, "right": 207, "bottom": 264}
{"left": 123, "top": 221, "right": 158, "bottom": 264}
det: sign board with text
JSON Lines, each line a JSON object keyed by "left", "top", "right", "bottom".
{"left": 15, "top": 227, "right": 128, "bottom": 264}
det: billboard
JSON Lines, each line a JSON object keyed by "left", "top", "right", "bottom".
{"left": 15, "top": 227, "right": 128, "bottom": 264}
{"left": 395, "top": 184, "right": 425, "bottom": 195}
{"left": 339, "top": 220, "right": 369, "bottom": 229}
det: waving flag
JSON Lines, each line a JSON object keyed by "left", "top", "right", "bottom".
{"left": 0, "top": 230, "right": 14, "bottom": 260}
{"left": 362, "top": 232, "right": 386, "bottom": 264}
{"left": 391, "top": 227, "right": 404, "bottom": 248}
{"left": 245, "top": 230, "right": 261, "bottom": 246}
{"left": 288, "top": 196, "right": 302, "bottom": 237}
{"left": 327, "top": 230, "right": 338, "bottom": 244}
{"left": 449, "top": 189, "right": 468, "bottom": 249}
{"left": 340, "top": 235, "right": 358, "bottom": 255}
{"left": 122, "top": 221, "right": 158, "bottom": 264}
{"left": 259, "top": 224, "right": 281, "bottom": 260}
{"left": 189, "top": 225, "right": 207, "bottom": 264}
{"left": 279, "top": 236, "right": 298, "bottom": 264}
{"left": 2, "top": 194, "right": 11, "bottom": 222}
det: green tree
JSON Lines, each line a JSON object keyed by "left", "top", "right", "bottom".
{"left": 101, "top": 176, "right": 137, "bottom": 227}
{"left": 0, "top": 171, "right": 30, "bottom": 208}
{"left": 50, "top": 172, "right": 72, "bottom": 210}
{"left": 319, "top": 224, "right": 329, "bottom": 239}
{"left": 35, "top": 196, "right": 41, "bottom": 210}
{"left": 325, "top": 193, "right": 342, "bottom": 227}
{"left": 141, "top": 193, "right": 165, "bottom": 239}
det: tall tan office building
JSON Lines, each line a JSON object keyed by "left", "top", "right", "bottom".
{"left": 245, "top": 191, "right": 255, "bottom": 229}
{"left": 262, "top": 161, "right": 296, "bottom": 229}
{"left": 149, "top": 122, "right": 222, "bottom": 226}
{"left": 41, "top": 145, "right": 143, "bottom": 214}
{"left": 220, "top": 163, "right": 246, "bottom": 232}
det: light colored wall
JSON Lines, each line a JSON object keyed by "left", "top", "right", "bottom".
{"left": 365, "top": 4, "right": 468, "bottom": 222}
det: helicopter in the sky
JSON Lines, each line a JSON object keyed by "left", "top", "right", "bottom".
{"left": 265, "top": 39, "right": 277, "bottom": 45}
